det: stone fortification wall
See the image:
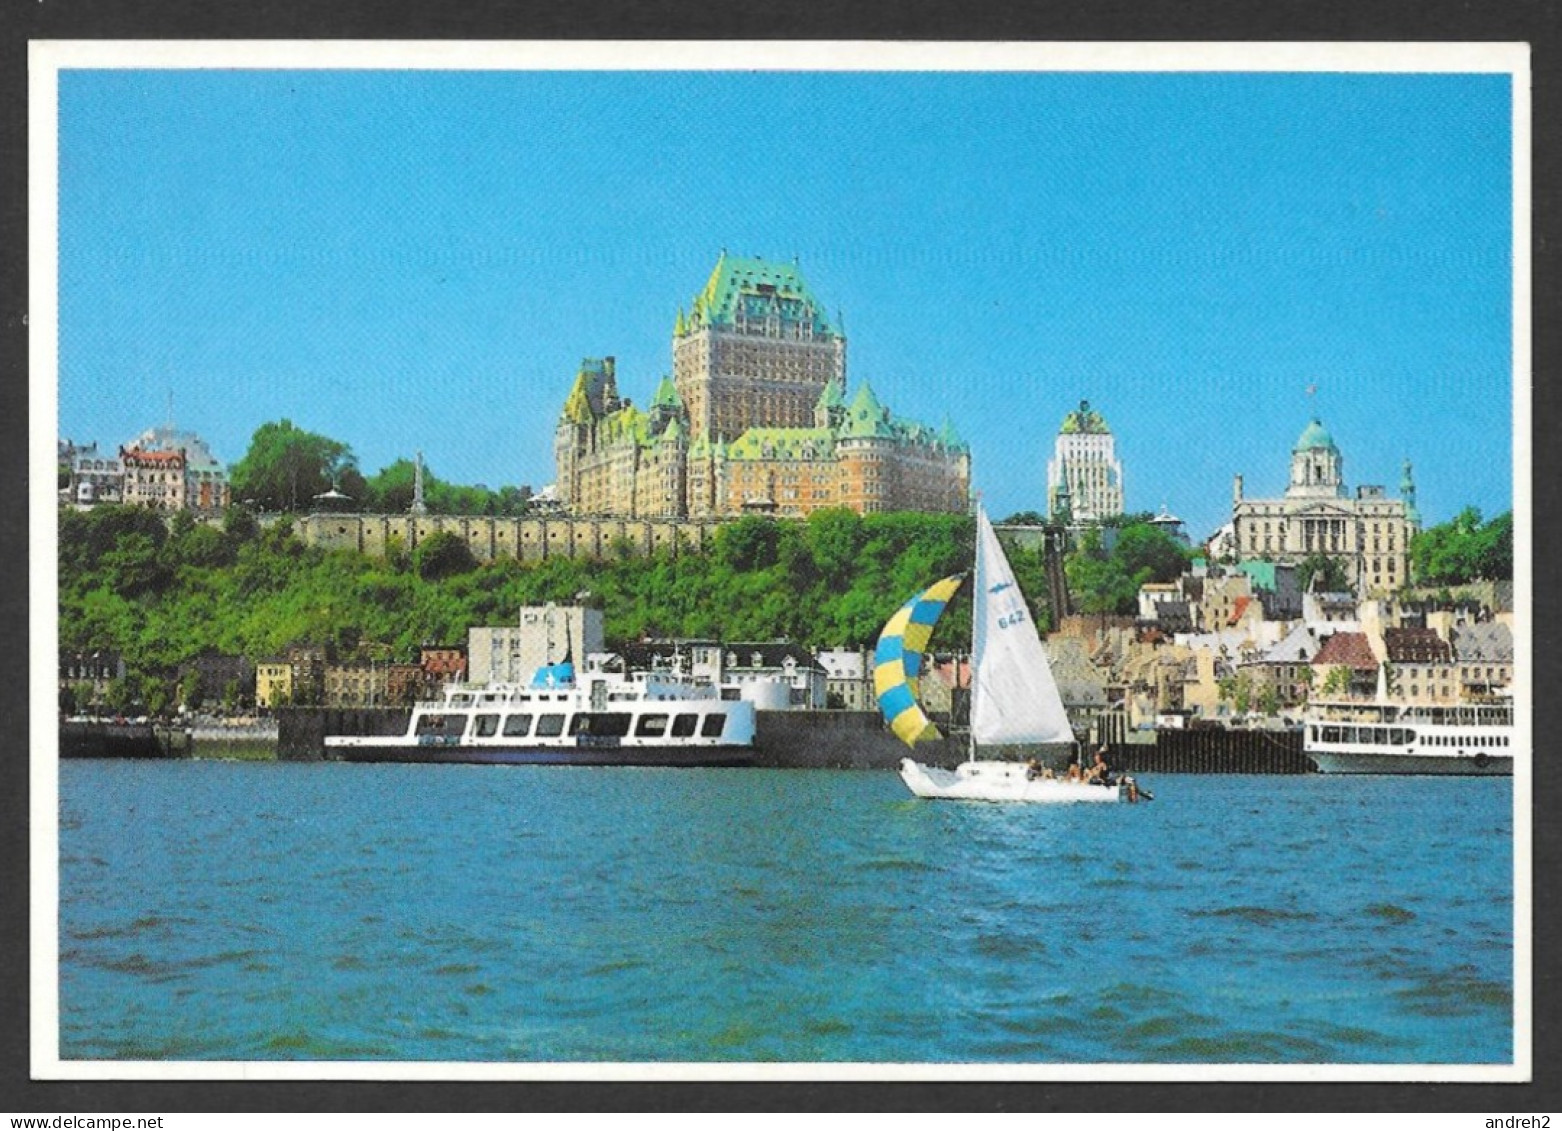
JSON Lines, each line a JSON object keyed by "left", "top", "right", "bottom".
{"left": 299, "top": 513, "right": 721, "bottom": 562}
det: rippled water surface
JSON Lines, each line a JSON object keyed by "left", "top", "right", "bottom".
{"left": 59, "top": 761, "right": 1514, "bottom": 1063}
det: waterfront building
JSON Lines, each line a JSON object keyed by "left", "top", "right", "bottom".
{"left": 324, "top": 663, "right": 392, "bottom": 708}
{"left": 255, "top": 660, "right": 293, "bottom": 709}
{"left": 1451, "top": 622, "right": 1513, "bottom": 699}
{"left": 283, "top": 644, "right": 330, "bottom": 707}
{"left": 1238, "top": 624, "right": 1325, "bottom": 710}
{"left": 816, "top": 648, "right": 873, "bottom": 710}
{"left": 718, "top": 642, "right": 828, "bottom": 709}
{"left": 1383, "top": 626, "right": 1458, "bottom": 704}
{"left": 59, "top": 650, "right": 127, "bottom": 708}
{"left": 555, "top": 253, "right": 970, "bottom": 519}
{"left": 1231, "top": 417, "right": 1418, "bottom": 597}
{"left": 418, "top": 644, "right": 469, "bottom": 698}
{"left": 1310, "top": 631, "right": 1380, "bottom": 698}
{"left": 1046, "top": 400, "right": 1124, "bottom": 524}
{"left": 177, "top": 650, "right": 254, "bottom": 709}
{"left": 467, "top": 608, "right": 600, "bottom": 686}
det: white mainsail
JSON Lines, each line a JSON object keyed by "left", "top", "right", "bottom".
{"left": 969, "top": 506, "right": 1075, "bottom": 748}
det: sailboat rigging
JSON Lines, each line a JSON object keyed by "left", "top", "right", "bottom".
{"left": 879, "top": 505, "right": 1150, "bottom": 803}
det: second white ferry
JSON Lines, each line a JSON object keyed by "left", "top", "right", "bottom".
{"left": 1303, "top": 698, "right": 1514, "bottom": 775}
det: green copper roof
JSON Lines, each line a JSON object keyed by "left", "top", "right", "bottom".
{"left": 657, "top": 414, "right": 687, "bottom": 445}
{"left": 840, "top": 382, "right": 895, "bottom": 440}
{"left": 939, "top": 415, "right": 968, "bottom": 452}
{"left": 816, "top": 379, "right": 845, "bottom": 411}
{"left": 726, "top": 427, "right": 835, "bottom": 462}
{"left": 1060, "top": 399, "right": 1110, "bottom": 435}
{"left": 1236, "top": 561, "right": 1278, "bottom": 591}
{"left": 680, "top": 252, "right": 840, "bottom": 338}
{"left": 651, "top": 375, "right": 683, "bottom": 411}
{"left": 1293, "top": 417, "right": 1338, "bottom": 453}
{"left": 601, "top": 404, "right": 648, "bottom": 446}
{"left": 561, "top": 371, "right": 594, "bottom": 425}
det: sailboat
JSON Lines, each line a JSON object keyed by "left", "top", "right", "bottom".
{"left": 877, "top": 505, "right": 1148, "bottom": 803}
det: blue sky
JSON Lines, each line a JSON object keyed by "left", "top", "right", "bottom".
{"left": 55, "top": 67, "right": 1515, "bottom": 539}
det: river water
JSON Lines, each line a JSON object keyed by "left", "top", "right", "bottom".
{"left": 57, "top": 760, "right": 1514, "bottom": 1065}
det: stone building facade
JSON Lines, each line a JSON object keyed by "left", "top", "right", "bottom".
{"left": 1231, "top": 417, "right": 1419, "bottom": 597}
{"left": 554, "top": 253, "right": 970, "bottom": 520}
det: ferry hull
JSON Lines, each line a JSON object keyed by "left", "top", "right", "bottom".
{"left": 1308, "top": 751, "right": 1512, "bottom": 776}
{"left": 326, "top": 742, "right": 754, "bottom": 768}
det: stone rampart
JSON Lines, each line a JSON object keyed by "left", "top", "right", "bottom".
{"left": 299, "top": 513, "right": 721, "bottom": 562}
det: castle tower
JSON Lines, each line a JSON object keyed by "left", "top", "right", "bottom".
{"left": 672, "top": 252, "right": 846, "bottom": 444}
{"left": 836, "top": 381, "right": 896, "bottom": 514}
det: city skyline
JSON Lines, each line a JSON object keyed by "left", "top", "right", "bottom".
{"left": 50, "top": 51, "right": 1519, "bottom": 540}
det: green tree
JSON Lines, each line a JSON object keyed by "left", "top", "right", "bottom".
{"left": 179, "top": 669, "right": 205, "bottom": 710}
{"left": 413, "top": 530, "right": 478, "bottom": 581}
{"left": 229, "top": 420, "right": 366, "bottom": 512}
{"left": 1298, "top": 553, "right": 1350, "bottom": 593}
{"left": 1000, "top": 510, "right": 1048, "bottom": 525}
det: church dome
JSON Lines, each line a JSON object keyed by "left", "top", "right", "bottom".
{"left": 1293, "top": 417, "right": 1338, "bottom": 453}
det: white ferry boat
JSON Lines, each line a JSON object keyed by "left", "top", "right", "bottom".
{"left": 324, "top": 657, "right": 756, "bottom": 767}
{"left": 1303, "top": 699, "right": 1514, "bottom": 775}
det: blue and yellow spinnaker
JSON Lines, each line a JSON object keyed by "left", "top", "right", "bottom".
{"left": 873, "top": 574, "right": 964, "bottom": 747}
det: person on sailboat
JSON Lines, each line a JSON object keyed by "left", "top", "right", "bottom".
{"left": 1065, "top": 751, "right": 1083, "bottom": 782}
{"left": 1086, "top": 747, "right": 1115, "bottom": 787}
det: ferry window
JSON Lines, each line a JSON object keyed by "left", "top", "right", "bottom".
{"left": 671, "top": 713, "right": 699, "bottom": 738}
{"left": 571, "top": 713, "right": 632, "bottom": 738}
{"left": 637, "top": 714, "right": 670, "bottom": 737}
{"left": 474, "top": 714, "right": 499, "bottom": 738}
{"left": 1322, "top": 726, "right": 1342, "bottom": 743}
{"left": 536, "top": 713, "right": 566, "bottom": 737}
{"left": 700, "top": 713, "right": 727, "bottom": 738}
{"left": 502, "top": 714, "right": 532, "bottom": 737}
{"left": 415, "top": 714, "right": 465, "bottom": 738}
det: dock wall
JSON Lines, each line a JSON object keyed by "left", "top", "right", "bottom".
{"left": 1109, "top": 728, "right": 1311, "bottom": 774}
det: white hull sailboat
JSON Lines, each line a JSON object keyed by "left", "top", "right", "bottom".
{"left": 876, "top": 505, "right": 1148, "bottom": 804}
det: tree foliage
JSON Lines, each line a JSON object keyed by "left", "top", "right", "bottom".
{"left": 1064, "top": 520, "right": 1192, "bottom": 616}
{"left": 229, "top": 419, "right": 366, "bottom": 512}
{"left": 58, "top": 506, "right": 995, "bottom": 710}
{"left": 1297, "top": 553, "right": 1350, "bottom": 594}
{"left": 1410, "top": 507, "right": 1512, "bottom": 585}
{"left": 362, "top": 457, "right": 531, "bottom": 516}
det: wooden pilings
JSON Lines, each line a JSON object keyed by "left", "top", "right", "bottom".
{"left": 1110, "top": 728, "right": 1311, "bottom": 774}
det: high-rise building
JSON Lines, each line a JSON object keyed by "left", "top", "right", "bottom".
{"left": 555, "top": 253, "right": 970, "bottom": 519}
{"left": 1046, "top": 400, "right": 1124, "bottom": 523}
{"left": 1230, "top": 416, "right": 1419, "bottom": 596}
